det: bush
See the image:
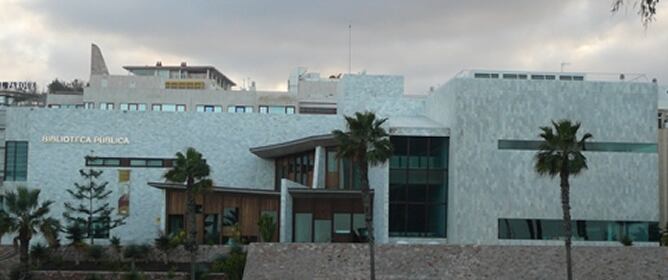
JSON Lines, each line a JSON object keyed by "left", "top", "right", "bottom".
{"left": 257, "top": 214, "right": 276, "bottom": 242}
{"left": 124, "top": 244, "right": 151, "bottom": 270}
{"left": 211, "top": 245, "right": 246, "bottom": 280}
{"left": 620, "top": 235, "right": 633, "bottom": 246}
{"left": 9, "top": 265, "right": 32, "bottom": 280}
{"left": 30, "top": 243, "right": 48, "bottom": 267}
{"left": 122, "top": 270, "right": 145, "bottom": 280}
{"left": 87, "top": 245, "right": 105, "bottom": 263}
{"left": 85, "top": 274, "right": 103, "bottom": 280}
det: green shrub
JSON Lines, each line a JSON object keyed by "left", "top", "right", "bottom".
{"left": 85, "top": 274, "right": 103, "bottom": 280}
{"left": 30, "top": 243, "right": 48, "bottom": 268}
{"left": 620, "top": 235, "right": 633, "bottom": 246}
{"left": 122, "top": 270, "right": 145, "bottom": 280}
{"left": 9, "top": 265, "right": 32, "bottom": 280}
{"left": 211, "top": 248, "right": 246, "bottom": 280}
{"left": 123, "top": 244, "right": 151, "bottom": 270}
{"left": 257, "top": 214, "right": 276, "bottom": 242}
{"left": 87, "top": 245, "right": 105, "bottom": 263}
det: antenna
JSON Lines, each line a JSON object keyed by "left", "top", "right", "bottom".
{"left": 560, "top": 62, "right": 571, "bottom": 72}
{"left": 348, "top": 24, "right": 352, "bottom": 74}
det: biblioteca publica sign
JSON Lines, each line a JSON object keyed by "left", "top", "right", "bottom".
{"left": 41, "top": 135, "right": 130, "bottom": 145}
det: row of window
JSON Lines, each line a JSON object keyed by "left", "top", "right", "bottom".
{"left": 5, "top": 141, "right": 28, "bottom": 181}
{"left": 48, "top": 104, "right": 84, "bottom": 109}
{"left": 498, "top": 140, "right": 657, "bottom": 153}
{"left": 167, "top": 208, "right": 278, "bottom": 244}
{"left": 82, "top": 102, "right": 296, "bottom": 114}
{"left": 85, "top": 157, "right": 174, "bottom": 168}
{"left": 294, "top": 212, "right": 366, "bottom": 242}
{"left": 473, "top": 72, "right": 584, "bottom": 81}
{"left": 498, "top": 219, "right": 660, "bottom": 242}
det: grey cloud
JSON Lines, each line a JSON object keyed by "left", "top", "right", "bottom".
{"left": 7, "top": 0, "right": 668, "bottom": 93}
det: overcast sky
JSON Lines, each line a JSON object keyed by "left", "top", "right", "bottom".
{"left": 1, "top": 0, "right": 666, "bottom": 94}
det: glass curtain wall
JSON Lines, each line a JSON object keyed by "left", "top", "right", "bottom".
{"left": 389, "top": 137, "right": 449, "bottom": 238}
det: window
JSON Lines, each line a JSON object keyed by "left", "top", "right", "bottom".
{"left": 274, "top": 151, "right": 315, "bottom": 190}
{"left": 498, "top": 140, "right": 657, "bottom": 153}
{"left": 223, "top": 207, "right": 240, "bottom": 226}
{"left": 294, "top": 213, "right": 313, "bottom": 242}
{"left": 352, "top": 214, "right": 365, "bottom": 232}
{"left": 86, "top": 157, "right": 174, "bottom": 168}
{"left": 334, "top": 213, "right": 351, "bottom": 234}
{"left": 299, "top": 107, "right": 337, "bottom": 115}
{"left": 48, "top": 104, "right": 61, "bottom": 108}
{"left": 204, "top": 214, "right": 220, "bottom": 244}
{"left": 176, "top": 104, "right": 186, "bottom": 112}
{"left": 0, "top": 195, "right": 5, "bottom": 212}
{"left": 314, "top": 219, "right": 332, "bottom": 242}
{"left": 84, "top": 102, "right": 95, "bottom": 109}
{"left": 165, "top": 80, "right": 205, "bottom": 89}
{"left": 99, "top": 102, "right": 114, "bottom": 110}
{"left": 227, "top": 105, "right": 253, "bottom": 113}
{"left": 167, "top": 215, "right": 184, "bottom": 235}
{"left": 5, "top": 141, "right": 28, "bottom": 181}
{"left": 89, "top": 217, "right": 110, "bottom": 239}
{"left": 498, "top": 219, "right": 660, "bottom": 242}
{"left": 389, "top": 137, "right": 448, "bottom": 238}
{"left": 259, "top": 105, "right": 296, "bottom": 114}
{"left": 120, "top": 103, "right": 147, "bottom": 111}
{"left": 196, "top": 105, "right": 222, "bottom": 113}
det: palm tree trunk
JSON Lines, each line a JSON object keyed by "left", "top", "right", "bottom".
{"left": 359, "top": 158, "right": 375, "bottom": 280}
{"left": 186, "top": 178, "right": 198, "bottom": 280}
{"left": 560, "top": 170, "right": 573, "bottom": 280}
{"left": 19, "top": 236, "right": 30, "bottom": 270}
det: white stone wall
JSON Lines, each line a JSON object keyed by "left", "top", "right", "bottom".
{"left": 1, "top": 108, "right": 342, "bottom": 244}
{"left": 433, "top": 78, "right": 659, "bottom": 244}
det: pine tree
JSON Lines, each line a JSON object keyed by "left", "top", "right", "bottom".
{"left": 64, "top": 168, "right": 126, "bottom": 244}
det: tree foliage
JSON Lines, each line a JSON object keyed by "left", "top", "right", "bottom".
{"left": 63, "top": 168, "right": 126, "bottom": 245}
{"left": 0, "top": 186, "right": 60, "bottom": 270}
{"left": 332, "top": 111, "right": 392, "bottom": 280}
{"left": 534, "top": 120, "right": 592, "bottom": 280}
{"left": 612, "top": 0, "right": 660, "bottom": 26}
{"left": 47, "top": 78, "right": 86, "bottom": 93}
{"left": 164, "top": 147, "right": 213, "bottom": 280}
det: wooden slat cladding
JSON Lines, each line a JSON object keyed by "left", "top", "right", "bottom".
{"left": 165, "top": 189, "right": 280, "bottom": 242}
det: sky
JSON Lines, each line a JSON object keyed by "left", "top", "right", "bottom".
{"left": 0, "top": 0, "right": 666, "bottom": 94}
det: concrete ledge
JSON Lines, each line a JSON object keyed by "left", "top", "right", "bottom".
{"left": 243, "top": 243, "right": 668, "bottom": 279}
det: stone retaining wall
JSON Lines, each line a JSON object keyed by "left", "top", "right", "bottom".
{"left": 244, "top": 243, "right": 668, "bottom": 279}
{"left": 31, "top": 270, "right": 226, "bottom": 280}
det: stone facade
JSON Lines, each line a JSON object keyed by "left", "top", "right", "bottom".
{"left": 244, "top": 243, "right": 668, "bottom": 279}
{"left": 428, "top": 78, "right": 659, "bottom": 245}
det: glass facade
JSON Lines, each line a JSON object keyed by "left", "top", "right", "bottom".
{"left": 498, "top": 219, "right": 660, "bottom": 242}
{"left": 275, "top": 151, "right": 315, "bottom": 189}
{"left": 389, "top": 137, "right": 449, "bottom": 238}
{"left": 5, "top": 141, "right": 28, "bottom": 181}
{"left": 324, "top": 147, "right": 361, "bottom": 190}
{"left": 498, "top": 140, "right": 657, "bottom": 153}
{"left": 86, "top": 157, "right": 174, "bottom": 168}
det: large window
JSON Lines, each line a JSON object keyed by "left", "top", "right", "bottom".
{"left": 227, "top": 105, "right": 254, "bottom": 113}
{"left": 498, "top": 140, "right": 656, "bottom": 153}
{"left": 204, "top": 214, "right": 220, "bottom": 244}
{"left": 99, "top": 102, "right": 114, "bottom": 110}
{"left": 86, "top": 157, "right": 174, "bottom": 168}
{"left": 498, "top": 219, "right": 660, "bottom": 242}
{"left": 324, "top": 147, "right": 361, "bottom": 190}
{"left": 5, "top": 141, "right": 28, "bottom": 181}
{"left": 167, "top": 215, "right": 184, "bottom": 235}
{"left": 294, "top": 213, "right": 313, "bottom": 242}
{"left": 274, "top": 151, "right": 315, "bottom": 189}
{"left": 389, "top": 137, "right": 448, "bottom": 238}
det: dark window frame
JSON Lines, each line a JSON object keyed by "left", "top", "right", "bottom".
{"left": 4, "top": 141, "right": 28, "bottom": 181}
{"left": 85, "top": 156, "right": 175, "bottom": 168}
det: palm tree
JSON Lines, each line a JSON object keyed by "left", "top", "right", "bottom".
{"left": 332, "top": 111, "right": 392, "bottom": 280}
{"left": 534, "top": 120, "right": 592, "bottom": 280}
{"left": 0, "top": 186, "right": 60, "bottom": 270}
{"left": 164, "top": 147, "right": 213, "bottom": 280}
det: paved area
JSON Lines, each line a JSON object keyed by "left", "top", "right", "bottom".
{"left": 243, "top": 243, "right": 668, "bottom": 280}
